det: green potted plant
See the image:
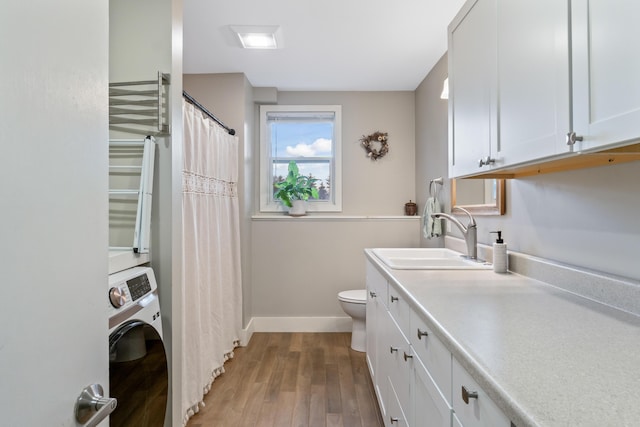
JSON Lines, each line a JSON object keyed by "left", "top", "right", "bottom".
{"left": 274, "top": 161, "right": 320, "bottom": 216}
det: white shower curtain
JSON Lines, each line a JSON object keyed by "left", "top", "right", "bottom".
{"left": 181, "top": 99, "right": 243, "bottom": 425}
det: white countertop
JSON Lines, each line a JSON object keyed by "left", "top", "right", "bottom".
{"left": 365, "top": 249, "right": 640, "bottom": 427}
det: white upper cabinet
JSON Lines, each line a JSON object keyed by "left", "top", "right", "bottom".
{"left": 571, "top": 0, "right": 640, "bottom": 152}
{"left": 448, "top": 0, "right": 498, "bottom": 177}
{"left": 449, "top": 0, "right": 570, "bottom": 177}
{"left": 448, "top": 0, "right": 640, "bottom": 178}
{"left": 496, "top": 0, "right": 570, "bottom": 165}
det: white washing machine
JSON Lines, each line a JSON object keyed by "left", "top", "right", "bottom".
{"left": 108, "top": 266, "right": 167, "bottom": 427}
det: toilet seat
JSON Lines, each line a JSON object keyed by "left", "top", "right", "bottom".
{"left": 338, "top": 289, "right": 366, "bottom": 304}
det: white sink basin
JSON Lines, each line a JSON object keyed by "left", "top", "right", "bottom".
{"left": 371, "top": 248, "right": 492, "bottom": 270}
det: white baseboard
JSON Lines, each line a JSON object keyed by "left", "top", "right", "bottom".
{"left": 251, "top": 316, "right": 352, "bottom": 333}
{"left": 239, "top": 317, "right": 353, "bottom": 346}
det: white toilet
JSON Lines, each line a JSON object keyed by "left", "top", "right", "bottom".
{"left": 338, "top": 289, "right": 367, "bottom": 352}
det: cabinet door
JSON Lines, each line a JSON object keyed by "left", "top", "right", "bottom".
{"left": 366, "top": 260, "right": 388, "bottom": 417}
{"left": 572, "top": 0, "right": 640, "bottom": 151}
{"left": 365, "top": 261, "right": 378, "bottom": 378}
{"left": 384, "top": 310, "right": 413, "bottom": 422}
{"left": 413, "top": 356, "right": 452, "bottom": 427}
{"left": 366, "top": 280, "right": 381, "bottom": 404}
{"left": 387, "top": 379, "right": 410, "bottom": 427}
{"left": 448, "top": 0, "right": 498, "bottom": 177}
{"left": 496, "top": 0, "right": 570, "bottom": 165}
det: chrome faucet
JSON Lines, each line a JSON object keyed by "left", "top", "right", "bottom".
{"left": 431, "top": 207, "right": 478, "bottom": 260}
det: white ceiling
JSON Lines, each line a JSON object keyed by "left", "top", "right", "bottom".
{"left": 183, "top": 0, "right": 465, "bottom": 91}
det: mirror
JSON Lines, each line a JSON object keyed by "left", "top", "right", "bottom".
{"left": 452, "top": 179, "right": 506, "bottom": 215}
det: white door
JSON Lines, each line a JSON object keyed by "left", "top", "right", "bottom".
{"left": 0, "top": 1, "right": 110, "bottom": 426}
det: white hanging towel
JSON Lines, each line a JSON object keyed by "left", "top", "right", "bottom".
{"left": 423, "top": 197, "right": 442, "bottom": 238}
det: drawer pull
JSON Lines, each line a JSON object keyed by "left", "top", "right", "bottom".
{"left": 390, "top": 346, "right": 398, "bottom": 354}
{"left": 403, "top": 352, "right": 413, "bottom": 362}
{"left": 462, "top": 386, "right": 478, "bottom": 404}
{"left": 369, "top": 291, "right": 377, "bottom": 298}
{"left": 390, "top": 417, "right": 399, "bottom": 424}
{"left": 390, "top": 295, "right": 399, "bottom": 303}
{"left": 417, "top": 328, "right": 429, "bottom": 340}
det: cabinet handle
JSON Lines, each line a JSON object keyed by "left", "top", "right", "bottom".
{"left": 390, "top": 346, "right": 398, "bottom": 354}
{"left": 417, "top": 328, "right": 429, "bottom": 340}
{"left": 478, "top": 156, "right": 495, "bottom": 167}
{"left": 369, "top": 291, "right": 376, "bottom": 298}
{"left": 390, "top": 295, "right": 399, "bottom": 303}
{"left": 566, "top": 131, "right": 584, "bottom": 146}
{"left": 461, "top": 386, "right": 479, "bottom": 404}
{"left": 403, "top": 352, "right": 413, "bottom": 362}
{"left": 390, "top": 417, "right": 399, "bottom": 424}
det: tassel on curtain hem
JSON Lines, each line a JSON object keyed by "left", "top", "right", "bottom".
{"left": 182, "top": 343, "right": 240, "bottom": 426}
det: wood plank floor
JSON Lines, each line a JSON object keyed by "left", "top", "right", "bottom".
{"left": 187, "top": 332, "right": 384, "bottom": 427}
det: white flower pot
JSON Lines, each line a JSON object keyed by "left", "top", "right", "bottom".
{"left": 289, "top": 200, "right": 307, "bottom": 216}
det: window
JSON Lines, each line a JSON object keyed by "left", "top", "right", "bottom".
{"left": 259, "top": 105, "right": 342, "bottom": 212}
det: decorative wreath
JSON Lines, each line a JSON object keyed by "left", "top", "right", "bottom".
{"left": 360, "top": 131, "right": 389, "bottom": 161}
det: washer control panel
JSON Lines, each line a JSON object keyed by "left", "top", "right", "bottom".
{"left": 108, "top": 267, "right": 158, "bottom": 312}
{"left": 125, "top": 273, "right": 152, "bottom": 301}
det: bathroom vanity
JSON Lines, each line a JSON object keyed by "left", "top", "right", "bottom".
{"left": 365, "top": 248, "right": 640, "bottom": 427}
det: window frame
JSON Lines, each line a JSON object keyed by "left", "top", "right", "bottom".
{"left": 259, "top": 104, "right": 342, "bottom": 213}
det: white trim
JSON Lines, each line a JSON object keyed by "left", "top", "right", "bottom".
{"left": 259, "top": 104, "right": 342, "bottom": 213}
{"left": 249, "top": 316, "right": 352, "bottom": 333}
{"left": 238, "top": 318, "right": 256, "bottom": 347}
{"left": 252, "top": 215, "right": 421, "bottom": 221}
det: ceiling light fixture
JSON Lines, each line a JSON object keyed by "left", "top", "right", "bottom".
{"left": 230, "top": 25, "right": 282, "bottom": 49}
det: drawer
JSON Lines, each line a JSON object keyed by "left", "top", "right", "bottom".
{"left": 452, "top": 357, "right": 510, "bottom": 427}
{"left": 366, "top": 260, "right": 388, "bottom": 308}
{"left": 410, "top": 310, "right": 452, "bottom": 404}
{"left": 388, "top": 284, "right": 410, "bottom": 336}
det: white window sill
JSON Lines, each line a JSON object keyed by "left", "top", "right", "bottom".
{"left": 251, "top": 214, "right": 421, "bottom": 221}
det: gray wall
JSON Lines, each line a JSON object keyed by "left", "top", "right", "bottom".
{"left": 415, "top": 54, "right": 450, "bottom": 248}
{"left": 416, "top": 54, "right": 640, "bottom": 281}
{"left": 252, "top": 219, "right": 419, "bottom": 320}
{"left": 251, "top": 91, "right": 420, "bottom": 322}
{"left": 274, "top": 91, "right": 418, "bottom": 215}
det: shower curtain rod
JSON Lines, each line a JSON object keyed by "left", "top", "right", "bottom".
{"left": 182, "top": 90, "right": 236, "bottom": 135}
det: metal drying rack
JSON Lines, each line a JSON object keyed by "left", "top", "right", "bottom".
{"left": 109, "top": 72, "right": 171, "bottom": 136}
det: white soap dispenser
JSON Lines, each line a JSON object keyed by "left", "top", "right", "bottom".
{"left": 490, "top": 231, "right": 508, "bottom": 273}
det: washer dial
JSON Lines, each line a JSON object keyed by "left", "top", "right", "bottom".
{"left": 109, "top": 287, "right": 127, "bottom": 308}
